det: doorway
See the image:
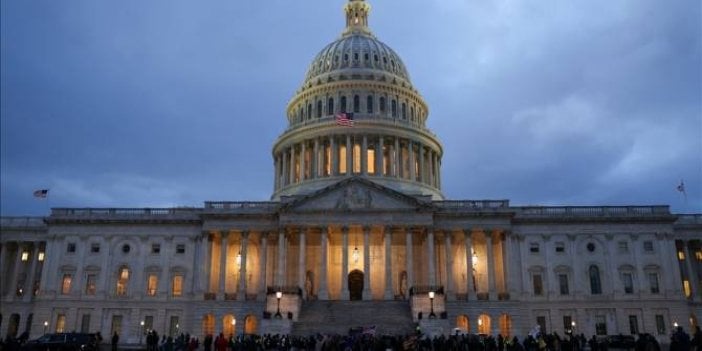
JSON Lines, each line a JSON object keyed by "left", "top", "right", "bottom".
{"left": 348, "top": 270, "right": 364, "bottom": 300}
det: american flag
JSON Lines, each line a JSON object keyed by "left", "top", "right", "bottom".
{"left": 336, "top": 112, "right": 354, "bottom": 127}
{"left": 33, "top": 189, "right": 49, "bottom": 198}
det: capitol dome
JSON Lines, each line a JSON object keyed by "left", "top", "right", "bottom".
{"left": 272, "top": 0, "right": 444, "bottom": 200}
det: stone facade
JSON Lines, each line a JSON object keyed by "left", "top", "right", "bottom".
{"left": 1, "top": 0, "right": 700, "bottom": 345}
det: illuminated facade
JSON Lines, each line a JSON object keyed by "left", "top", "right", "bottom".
{"left": 1, "top": 0, "right": 701, "bottom": 344}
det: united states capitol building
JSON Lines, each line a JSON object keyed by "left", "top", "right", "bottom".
{"left": 1, "top": 0, "right": 700, "bottom": 344}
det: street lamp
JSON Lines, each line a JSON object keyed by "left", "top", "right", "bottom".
{"left": 231, "top": 318, "right": 236, "bottom": 336}
{"left": 43, "top": 321, "right": 48, "bottom": 334}
{"left": 275, "top": 291, "right": 283, "bottom": 318}
{"left": 139, "top": 321, "right": 145, "bottom": 345}
{"left": 571, "top": 321, "right": 576, "bottom": 334}
{"left": 428, "top": 291, "right": 436, "bottom": 319}
{"left": 673, "top": 322, "right": 679, "bottom": 328}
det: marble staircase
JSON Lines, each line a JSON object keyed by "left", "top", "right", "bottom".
{"left": 291, "top": 300, "right": 415, "bottom": 336}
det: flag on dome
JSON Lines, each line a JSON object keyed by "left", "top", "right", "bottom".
{"left": 336, "top": 112, "right": 354, "bottom": 127}
{"left": 33, "top": 189, "right": 49, "bottom": 198}
{"left": 677, "top": 180, "right": 686, "bottom": 194}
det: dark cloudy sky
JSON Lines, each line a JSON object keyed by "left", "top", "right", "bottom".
{"left": 2, "top": 0, "right": 700, "bottom": 216}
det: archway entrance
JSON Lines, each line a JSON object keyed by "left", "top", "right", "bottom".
{"left": 348, "top": 270, "right": 364, "bottom": 301}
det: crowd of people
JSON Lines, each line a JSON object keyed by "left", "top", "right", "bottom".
{"left": 0, "top": 325, "right": 699, "bottom": 351}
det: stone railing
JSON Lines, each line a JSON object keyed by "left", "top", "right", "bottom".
{"left": 204, "top": 202, "right": 278, "bottom": 213}
{"left": 282, "top": 115, "right": 440, "bottom": 140}
{"left": 434, "top": 200, "right": 510, "bottom": 210}
{"left": 51, "top": 207, "right": 200, "bottom": 216}
{"left": 517, "top": 206, "right": 671, "bottom": 218}
{"left": 0, "top": 217, "right": 46, "bottom": 229}
{"left": 676, "top": 214, "right": 702, "bottom": 225}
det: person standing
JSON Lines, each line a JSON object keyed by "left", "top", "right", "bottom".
{"left": 111, "top": 332, "right": 119, "bottom": 351}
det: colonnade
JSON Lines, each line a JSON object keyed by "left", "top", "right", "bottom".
{"left": 204, "top": 226, "right": 509, "bottom": 301}
{"left": 274, "top": 134, "right": 441, "bottom": 191}
{"left": 676, "top": 239, "right": 702, "bottom": 301}
{"left": 0, "top": 241, "right": 45, "bottom": 301}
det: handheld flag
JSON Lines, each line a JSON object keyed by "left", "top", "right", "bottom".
{"left": 33, "top": 189, "right": 49, "bottom": 198}
{"left": 335, "top": 112, "right": 354, "bottom": 127}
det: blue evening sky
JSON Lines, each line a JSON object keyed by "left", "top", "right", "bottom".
{"left": 1, "top": 0, "right": 700, "bottom": 215}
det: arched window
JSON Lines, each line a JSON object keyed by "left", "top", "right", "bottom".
{"left": 401, "top": 103, "right": 407, "bottom": 119}
{"left": 341, "top": 96, "right": 347, "bottom": 112}
{"left": 353, "top": 95, "right": 360, "bottom": 113}
{"left": 307, "top": 103, "right": 312, "bottom": 120}
{"left": 367, "top": 96, "right": 373, "bottom": 113}
{"left": 327, "top": 98, "right": 334, "bottom": 115}
{"left": 391, "top": 100, "right": 397, "bottom": 117}
{"left": 317, "top": 100, "right": 322, "bottom": 118}
{"left": 589, "top": 265, "right": 602, "bottom": 295}
{"left": 410, "top": 106, "right": 415, "bottom": 121}
{"left": 116, "top": 267, "right": 130, "bottom": 296}
{"left": 379, "top": 97, "right": 386, "bottom": 113}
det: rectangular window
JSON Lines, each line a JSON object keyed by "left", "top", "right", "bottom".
{"left": 530, "top": 243, "right": 540, "bottom": 253}
{"left": 643, "top": 241, "right": 654, "bottom": 253}
{"left": 555, "top": 242, "right": 565, "bottom": 253}
{"left": 339, "top": 145, "right": 347, "bottom": 174}
{"left": 367, "top": 148, "right": 375, "bottom": 175}
{"left": 85, "top": 274, "right": 97, "bottom": 295}
{"left": 595, "top": 315, "right": 607, "bottom": 335}
{"left": 147, "top": 275, "right": 158, "bottom": 296}
{"left": 169, "top": 316, "right": 179, "bottom": 337}
{"left": 678, "top": 250, "right": 686, "bottom": 260}
{"left": 111, "top": 315, "right": 123, "bottom": 337}
{"left": 81, "top": 314, "right": 91, "bottom": 333}
{"left": 67, "top": 243, "right": 76, "bottom": 253}
{"left": 176, "top": 244, "right": 185, "bottom": 254}
{"left": 683, "top": 280, "right": 692, "bottom": 297}
{"left": 618, "top": 241, "right": 628, "bottom": 253}
{"left": 536, "top": 316, "right": 547, "bottom": 334}
{"left": 56, "top": 314, "right": 66, "bottom": 333}
{"left": 533, "top": 274, "right": 543, "bottom": 296}
{"left": 648, "top": 273, "right": 659, "bottom": 294}
{"left": 38, "top": 252, "right": 45, "bottom": 261}
{"left": 21, "top": 251, "right": 29, "bottom": 261}
{"left": 628, "top": 315, "right": 639, "bottom": 335}
{"left": 151, "top": 244, "right": 161, "bottom": 254}
{"left": 352, "top": 144, "right": 361, "bottom": 174}
{"left": 655, "top": 315, "right": 666, "bottom": 335}
{"left": 324, "top": 144, "right": 331, "bottom": 176}
{"left": 61, "top": 274, "right": 72, "bottom": 295}
{"left": 144, "top": 316, "right": 154, "bottom": 332}
{"left": 172, "top": 275, "right": 183, "bottom": 297}
{"left": 563, "top": 316, "right": 573, "bottom": 333}
{"left": 696, "top": 251, "right": 702, "bottom": 261}
{"left": 623, "top": 273, "right": 634, "bottom": 294}
{"left": 90, "top": 243, "right": 100, "bottom": 253}
{"left": 559, "top": 274, "right": 569, "bottom": 295}
{"left": 383, "top": 145, "right": 390, "bottom": 176}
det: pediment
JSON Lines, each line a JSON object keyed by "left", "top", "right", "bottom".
{"left": 282, "top": 177, "right": 430, "bottom": 213}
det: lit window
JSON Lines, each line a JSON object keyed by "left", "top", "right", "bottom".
{"left": 176, "top": 244, "right": 185, "bottom": 254}
{"left": 147, "top": 274, "right": 158, "bottom": 296}
{"left": 339, "top": 145, "right": 347, "bottom": 174}
{"left": 172, "top": 275, "right": 183, "bottom": 297}
{"left": 696, "top": 251, "right": 702, "bottom": 261}
{"left": 61, "top": 274, "right": 72, "bottom": 295}
{"left": 21, "top": 251, "right": 29, "bottom": 261}
{"left": 683, "top": 280, "right": 691, "bottom": 298}
{"left": 677, "top": 251, "right": 686, "bottom": 260}
{"left": 85, "top": 274, "right": 97, "bottom": 295}
{"left": 56, "top": 314, "right": 66, "bottom": 333}
{"left": 38, "top": 252, "right": 45, "bottom": 261}
{"left": 367, "top": 148, "right": 375, "bottom": 174}
{"left": 353, "top": 143, "right": 361, "bottom": 174}
{"left": 116, "top": 267, "right": 129, "bottom": 296}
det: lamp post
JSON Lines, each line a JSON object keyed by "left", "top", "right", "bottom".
{"left": 275, "top": 291, "right": 283, "bottom": 318}
{"left": 571, "top": 321, "right": 576, "bottom": 335}
{"left": 139, "top": 321, "right": 145, "bottom": 345}
{"left": 673, "top": 322, "right": 679, "bottom": 328}
{"left": 231, "top": 318, "right": 236, "bottom": 337}
{"left": 428, "top": 291, "right": 436, "bottom": 319}
{"left": 43, "top": 321, "right": 48, "bottom": 334}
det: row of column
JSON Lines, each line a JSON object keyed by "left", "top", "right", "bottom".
{"left": 677, "top": 240, "right": 701, "bottom": 300}
{"left": 274, "top": 134, "right": 441, "bottom": 190}
{"left": 0, "top": 241, "right": 44, "bottom": 301}
{"left": 207, "top": 227, "right": 506, "bottom": 301}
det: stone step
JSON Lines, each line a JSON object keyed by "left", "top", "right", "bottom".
{"left": 291, "top": 300, "right": 415, "bottom": 336}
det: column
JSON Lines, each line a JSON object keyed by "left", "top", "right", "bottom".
{"left": 218, "top": 232, "right": 228, "bottom": 299}
{"left": 464, "top": 229, "right": 474, "bottom": 299}
{"left": 289, "top": 146, "right": 296, "bottom": 184}
{"left": 238, "top": 231, "right": 249, "bottom": 300}
{"left": 361, "top": 135, "right": 368, "bottom": 175}
{"left": 418, "top": 144, "right": 425, "bottom": 183}
{"left": 192, "top": 235, "right": 204, "bottom": 294}
{"left": 409, "top": 140, "right": 416, "bottom": 181}
{"left": 298, "top": 229, "right": 307, "bottom": 299}
{"left": 258, "top": 233, "right": 268, "bottom": 301}
{"left": 444, "top": 232, "right": 453, "bottom": 300}
{"left": 376, "top": 136, "right": 384, "bottom": 176}
{"left": 427, "top": 228, "right": 436, "bottom": 286}
{"left": 500, "top": 232, "right": 510, "bottom": 298}
{"left": 486, "top": 230, "right": 497, "bottom": 300}
{"left": 383, "top": 227, "right": 393, "bottom": 300}
{"left": 684, "top": 241, "right": 699, "bottom": 299}
{"left": 24, "top": 244, "right": 40, "bottom": 301}
{"left": 341, "top": 227, "right": 350, "bottom": 300}
{"left": 429, "top": 151, "right": 435, "bottom": 187}
{"left": 346, "top": 135, "right": 352, "bottom": 175}
{"left": 73, "top": 239, "right": 88, "bottom": 297}
{"left": 281, "top": 150, "right": 288, "bottom": 186}
{"left": 405, "top": 229, "right": 414, "bottom": 297}
{"left": 363, "top": 226, "right": 372, "bottom": 300}
{"left": 394, "top": 137, "right": 400, "bottom": 178}
{"left": 9, "top": 243, "right": 24, "bottom": 299}
{"left": 319, "top": 227, "right": 329, "bottom": 300}
{"left": 331, "top": 137, "right": 338, "bottom": 176}
{"left": 313, "top": 138, "right": 320, "bottom": 179}
{"left": 277, "top": 229, "right": 286, "bottom": 287}
{"left": 300, "top": 142, "right": 307, "bottom": 182}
